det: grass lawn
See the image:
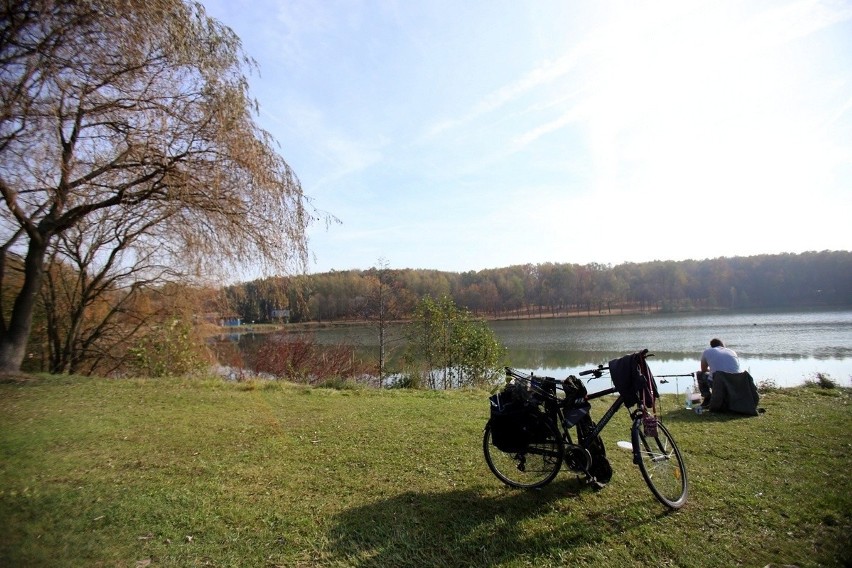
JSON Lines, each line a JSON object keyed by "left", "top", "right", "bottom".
{"left": 1, "top": 375, "right": 850, "bottom": 567}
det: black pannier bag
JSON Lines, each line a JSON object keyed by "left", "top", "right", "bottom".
{"left": 488, "top": 384, "right": 549, "bottom": 453}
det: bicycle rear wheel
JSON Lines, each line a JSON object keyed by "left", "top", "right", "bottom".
{"left": 632, "top": 419, "right": 688, "bottom": 509}
{"left": 483, "top": 417, "right": 563, "bottom": 489}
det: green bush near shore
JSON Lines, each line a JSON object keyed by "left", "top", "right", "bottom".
{"left": 1, "top": 376, "right": 849, "bottom": 567}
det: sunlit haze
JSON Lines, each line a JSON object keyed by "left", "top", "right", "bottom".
{"left": 201, "top": 0, "right": 852, "bottom": 275}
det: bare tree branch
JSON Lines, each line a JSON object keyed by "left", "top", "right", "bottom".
{"left": 0, "top": 0, "right": 320, "bottom": 372}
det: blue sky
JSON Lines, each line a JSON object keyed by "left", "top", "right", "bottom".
{"left": 200, "top": 0, "right": 852, "bottom": 275}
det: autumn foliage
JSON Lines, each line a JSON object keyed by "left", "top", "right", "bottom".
{"left": 248, "top": 333, "right": 374, "bottom": 385}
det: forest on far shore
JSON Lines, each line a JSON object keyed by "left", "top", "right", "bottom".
{"left": 225, "top": 250, "right": 852, "bottom": 324}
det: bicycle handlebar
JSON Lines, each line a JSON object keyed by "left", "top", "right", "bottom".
{"left": 577, "top": 349, "right": 653, "bottom": 377}
{"left": 508, "top": 349, "right": 655, "bottom": 382}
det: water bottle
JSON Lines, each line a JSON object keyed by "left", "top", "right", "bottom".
{"left": 685, "top": 386, "right": 693, "bottom": 409}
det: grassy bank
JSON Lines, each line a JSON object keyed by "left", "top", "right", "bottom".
{"left": 1, "top": 376, "right": 849, "bottom": 567}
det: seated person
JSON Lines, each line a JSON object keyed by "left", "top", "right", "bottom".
{"left": 697, "top": 338, "right": 741, "bottom": 407}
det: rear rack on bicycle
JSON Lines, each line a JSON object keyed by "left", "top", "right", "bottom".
{"left": 503, "top": 367, "right": 588, "bottom": 407}
{"left": 504, "top": 348, "right": 657, "bottom": 411}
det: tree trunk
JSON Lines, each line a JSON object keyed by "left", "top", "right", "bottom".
{"left": 0, "top": 239, "right": 48, "bottom": 374}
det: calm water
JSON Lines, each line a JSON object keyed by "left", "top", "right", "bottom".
{"left": 488, "top": 309, "right": 852, "bottom": 393}
{"left": 245, "top": 309, "right": 852, "bottom": 392}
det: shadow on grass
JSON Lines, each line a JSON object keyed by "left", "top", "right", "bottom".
{"left": 659, "top": 406, "right": 762, "bottom": 424}
{"left": 326, "top": 479, "right": 664, "bottom": 567}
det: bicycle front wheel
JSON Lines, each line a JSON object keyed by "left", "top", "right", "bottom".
{"left": 632, "top": 419, "right": 688, "bottom": 509}
{"left": 483, "top": 417, "right": 563, "bottom": 489}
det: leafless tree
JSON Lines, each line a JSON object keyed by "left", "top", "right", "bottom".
{"left": 362, "top": 259, "right": 415, "bottom": 384}
{"left": 39, "top": 205, "right": 174, "bottom": 374}
{"left": 0, "top": 0, "right": 317, "bottom": 373}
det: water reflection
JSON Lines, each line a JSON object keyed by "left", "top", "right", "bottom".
{"left": 500, "top": 349, "right": 852, "bottom": 393}
{"left": 218, "top": 309, "right": 852, "bottom": 390}
{"left": 492, "top": 310, "right": 852, "bottom": 390}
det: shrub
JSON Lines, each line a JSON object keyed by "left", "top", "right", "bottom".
{"left": 316, "top": 377, "right": 361, "bottom": 390}
{"left": 248, "top": 333, "right": 373, "bottom": 385}
{"left": 385, "top": 369, "right": 422, "bottom": 389}
{"left": 804, "top": 372, "right": 837, "bottom": 389}
{"left": 405, "top": 296, "right": 506, "bottom": 389}
{"left": 129, "top": 319, "right": 210, "bottom": 377}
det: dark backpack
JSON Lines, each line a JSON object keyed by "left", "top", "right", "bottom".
{"left": 562, "top": 374, "right": 588, "bottom": 403}
{"left": 576, "top": 414, "right": 612, "bottom": 484}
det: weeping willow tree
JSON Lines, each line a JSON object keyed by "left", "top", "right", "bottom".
{"left": 0, "top": 0, "right": 318, "bottom": 373}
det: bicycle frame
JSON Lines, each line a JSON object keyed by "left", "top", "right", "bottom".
{"left": 579, "top": 386, "right": 623, "bottom": 442}
{"left": 529, "top": 377, "right": 627, "bottom": 446}
{"left": 554, "top": 386, "right": 643, "bottom": 447}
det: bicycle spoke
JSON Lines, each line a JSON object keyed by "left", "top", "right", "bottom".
{"left": 633, "top": 420, "right": 688, "bottom": 509}
{"left": 483, "top": 419, "right": 563, "bottom": 489}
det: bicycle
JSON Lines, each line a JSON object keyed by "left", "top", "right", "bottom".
{"left": 483, "top": 349, "right": 688, "bottom": 509}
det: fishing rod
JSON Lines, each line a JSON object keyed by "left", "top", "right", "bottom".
{"left": 654, "top": 373, "right": 695, "bottom": 397}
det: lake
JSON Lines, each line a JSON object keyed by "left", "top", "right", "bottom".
{"left": 238, "top": 309, "right": 852, "bottom": 393}
{"left": 487, "top": 309, "right": 852, "bottom": 393}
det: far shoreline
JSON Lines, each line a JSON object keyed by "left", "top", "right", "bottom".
{"left": 212, "top": 305, "right": 756, "bottom": 336}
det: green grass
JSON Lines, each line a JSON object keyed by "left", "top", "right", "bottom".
{"left": 1, "top": 375, "right": 850, "bottom": 567}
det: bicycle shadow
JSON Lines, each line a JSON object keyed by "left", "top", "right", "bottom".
{"left": 325, "top": 479, "right": 663, "bottom": 567}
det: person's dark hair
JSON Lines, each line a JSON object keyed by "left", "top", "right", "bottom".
{"left": 710, "top": 338, "right": 724, "bottom": 348}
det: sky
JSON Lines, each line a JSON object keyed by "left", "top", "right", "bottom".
{"left": 200, "top": 0, "right": 852, "bottom": 275}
